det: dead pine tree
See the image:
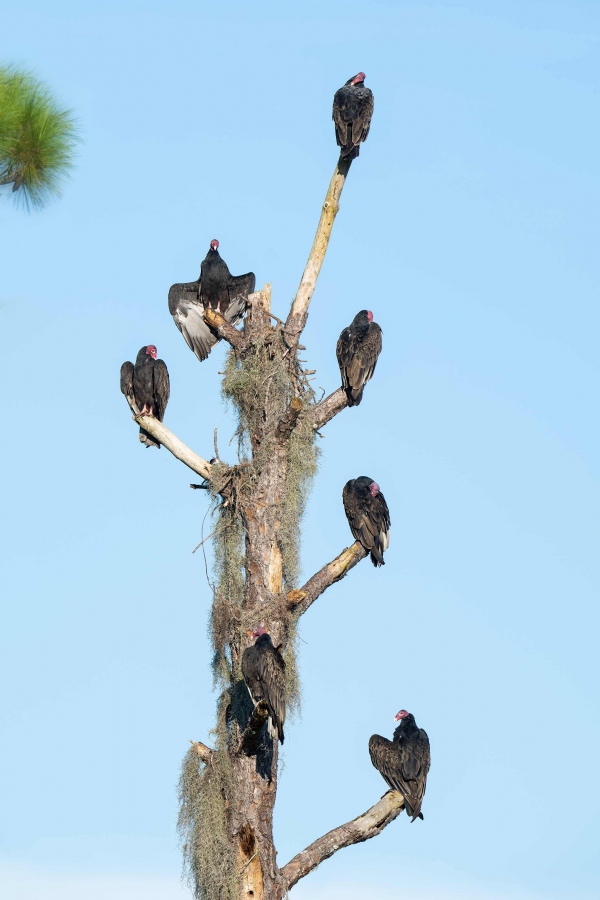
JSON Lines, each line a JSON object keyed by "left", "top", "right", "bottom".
{"left": 121, "top": 124, "right": 405, "bottom": 899}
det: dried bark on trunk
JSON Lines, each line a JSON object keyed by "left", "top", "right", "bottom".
{"left": 123, "top": 153, "right": 401, "bottom": 900}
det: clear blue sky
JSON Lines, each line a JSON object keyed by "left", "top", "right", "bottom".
{"left": 1, "top": 2, "right": 599, "bottom": 898}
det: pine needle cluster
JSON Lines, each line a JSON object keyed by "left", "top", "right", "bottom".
{"left": 0, "top": 65, "right": 80, "bottom": 209}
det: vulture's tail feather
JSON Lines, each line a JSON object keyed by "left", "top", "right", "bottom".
{"left": 340, "top": 144, "right": 360, "bottom": 160}
{"left": 370, "top": 548, "right": 385, "bottom": 567}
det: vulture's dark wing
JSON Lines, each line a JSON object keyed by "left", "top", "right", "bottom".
{"left": 242, "top": 640, "right": 286, "bottom": 743}
{"left": 224, "top": 271, "right": 255, "bottom": 319}
{"left": 351, "top": 89, "right": 374, "bottom": 146}
{"left": 398, "top": 729, "right": 430, "bottom": 820}
{"left": 120, "top": 361, "right": 135, "bottom": 409}
{"left": 369, "top": 734, "right": 406, "bottom": 794}
{"left": 337, "top": 323, "right": 382, "bottom": 406}
{"left": 332, "top": 87, "right": 351, "bottom": 148}
{"left": 225, "top": 293, "right": 248, "bottom": 326}
{"left": 368, "top": 490, "right": 391, "bottom": 566}
{"left": 343, "top": 483, "right": 391, "bottom": 566}
{"left": 369, "top": 730, "right": 430, "bottom": 821}
{"left": 229, "top": 271, "right": 255, "bottom": 300}
{"left": 121, "top": 359, "right": 158, "bottom": 448}
{"left": 152, "top": 359, "right": 170, "bottom": 422}
{"left": 336, "top": 329, "right": 352, "bottom": 384}
{"left": 168, "top": 282, "right": 218, "bottom": 362}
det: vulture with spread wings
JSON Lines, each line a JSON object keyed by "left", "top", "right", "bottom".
{"left": 337, "top": 309, "right": 382, "bottom": 406}
{"left": 242, "top": 627, "right": 286, "bottom": 744}
{"left": 369, "top": 710, "right": 431, "bottom": 822}
{"left": 168, "top": 239, "right": 255, "bottom": 362}
{"left": 120, "top": 345, "right": 170, "bottom": 449}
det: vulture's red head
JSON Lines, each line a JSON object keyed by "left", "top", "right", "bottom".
{"left": 146, "top": 345, "right": 157, "bottom": 359}
{"left": 252, "top": 626, "right": 268, "bottom": 639}
{"left": 351, "top": 72, "right": 366, "bottom": 85}
{"left": 367, "top": 310, "right": 373, "bottom": 322}
{"left": 368, "top": 481, "right": 380, "bottom": 498}
{"left": 210, "top": 239, "right": 219, "bottom": 251}
{"left": 394, "top": 709, "right": 409, "bottom": 722}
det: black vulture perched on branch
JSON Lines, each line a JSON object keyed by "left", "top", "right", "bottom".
{"left": 242, "top": 627, "right": 286, "bottom": 744}
{"left": 332, "top": 72, "right": 374, "bottom": 160}
{"left": 369, "top": 709, "right": 431, "bottom": 822}
{"left": 336, "top": 309, "right": 382, "bottom": 406}
{"left": 342, "top": 476, "right": 391, "bottom": 566}
{"left": 120, "top": 345, "right": 170, "bottom": 449}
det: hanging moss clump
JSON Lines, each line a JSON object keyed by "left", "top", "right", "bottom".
{"left": 217, "top": 327, "right": 320, "bottom": 713}
{"left": 178, "top": 700, "right": 236, "bottom": 900}
{"left": 221, "top": 329, "right": 320, "bottom": 593}
{"left": 209, "top": 474, "right": 246, "bottom": 688}
{"left": 221, "top": 334, "right": 290, "bottom": 466}
{"left": 279, "top": 413, "right": 320, "bottom": 589}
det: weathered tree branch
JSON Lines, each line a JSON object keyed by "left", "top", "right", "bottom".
{"left": 287, "top": 542, "right": 368, "bottom": 616}
{"left": 122, "top": 391, "right": 213, "bottom": 479}
{"left": 238, "top": 700, "right": 270, "bottom": 756}
{"left": 280, "top": 791, "right": 405, "bottom": 892}
{"left": 190, "top": 740, "right": 213, "bottom": 764}
{"left": 311, "top": 387, "right": 348, "bottom": 431}
{"left": 286, "top": 156, "right": 352, "bottom": 343}
{"left": 131, "top": 413, "right": 213, "bottom": 479}
{"left": 204, "top": 308, "right": 247, "bottom": 353}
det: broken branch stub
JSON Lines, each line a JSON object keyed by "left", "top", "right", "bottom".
{"left": 311, "top": 387, "right": 348, "bottom": 431}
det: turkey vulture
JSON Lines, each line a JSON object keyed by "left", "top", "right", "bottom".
{"left": 241, "top": 627, "right": 286, "bottom": 744}
{"left": 332, "top": 72, "right": 374, "bottom": 160}
{"left": 120, "top": 345, "right": 170, "bottom": 449}
{"left": 342, "top": 476, "right": 390, "bottom": 566}
{"left": 336, "top": 310, "right": 382, "bottom": 406}
{"left": 168, "top": 239, "right": 255, "bottom": 362}
{"left": 369, "top": 709, "right": 430, "bottom": 822}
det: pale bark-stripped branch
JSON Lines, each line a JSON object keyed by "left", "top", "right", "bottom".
{"left": 189, "top": 740, "right": 213, "bottom": 764}
{"left": 203, "top": 308, "right": 247, "bottom": 353}
{"left": 122, "top": 394, "right": 212, "bottom": 479}
{"left": 286, "top": 542, "right": 368, "bottom": 617}
{"left": 285, "top": 156, "right": 352, "bottom": 343}
{"left": 132, "top": 413, "right": 213, "bottom": 479}
{"left": 279, "top": 791, "right": 405, "bottom": 893}
{"left": 310, "top": 387, "right": 348, "bottom": 431}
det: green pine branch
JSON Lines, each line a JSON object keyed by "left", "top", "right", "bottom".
{"left": 0, "top": 65, "right": 80, "bottom": 210}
